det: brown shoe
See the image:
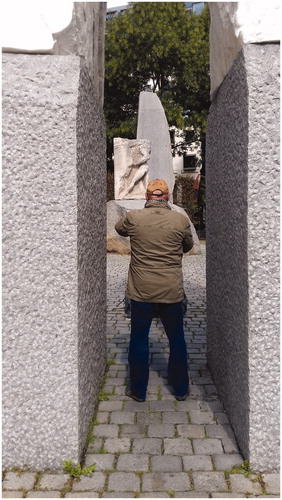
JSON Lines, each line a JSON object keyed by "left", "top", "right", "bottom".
{"left": 175, "top": 394, "right": 188, "bottom": 401}
{"left": 125, "top": 388, "right": 145, "bottom": 402}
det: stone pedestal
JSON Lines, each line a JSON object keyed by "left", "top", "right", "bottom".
{"left": 2, "top": 54, "right": 107, "bottom": 469}
{"left": 206, "top": 44, "right": 280, "bottom": 472}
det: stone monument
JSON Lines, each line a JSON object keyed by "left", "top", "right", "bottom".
{"left": 108, "top": 91, "right": 201, "bottom": 255}
{"left": 2, "top": 2, "right": 107, "bottom": 470}
{"left": 137, "top": 91, "right": 175, "bottom": 197}
{"left": 206, "top": 1, "right": 280, "bottom": 472}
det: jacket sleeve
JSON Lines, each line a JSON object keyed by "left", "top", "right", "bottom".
{"left": 183, "top": 222, "right": 194, "bottom": 253}
{"left": 115, "top": 215, "right": 131, "bottom": 237}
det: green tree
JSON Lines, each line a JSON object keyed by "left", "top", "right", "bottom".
{"left": 104, "top": 2, "right": 210, "bottom": 165}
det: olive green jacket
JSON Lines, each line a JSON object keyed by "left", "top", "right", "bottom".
{"left": 115, "top": 200, "right": 193, "bottom": 303}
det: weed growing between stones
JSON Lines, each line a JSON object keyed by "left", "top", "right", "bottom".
{"left": 62, "top": 460, "right": 95, "bottom": 478}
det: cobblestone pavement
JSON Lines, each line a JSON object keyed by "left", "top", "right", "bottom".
{"left": 2, "top": 245, "right": 280, "bottom": 498}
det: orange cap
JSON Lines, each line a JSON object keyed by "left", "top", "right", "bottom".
{"left": 146, "top": 179, "right": 169, "bottom": 195}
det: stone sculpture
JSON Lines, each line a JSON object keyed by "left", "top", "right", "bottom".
{"left": 114, "top": 138, "right": 151, "bottom": 200}
{"left": 137, "top": 91, "right": 175, "bottom": 197}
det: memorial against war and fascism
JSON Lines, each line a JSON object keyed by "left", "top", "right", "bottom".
{"left": 109, "top": 91, "right": 201, "bottom": 255}
{"left": 206, "top": 2, "right": 280, "bottom": 472}
{"left": 2, "top": 0, "right": 280, "bottom": 475}
{"left": 2, "top": 3, "right": 107, "bottom": 470}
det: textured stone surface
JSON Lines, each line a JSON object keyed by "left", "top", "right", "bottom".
{"left": 193, "top": 472, "right": 228, "bottom": 492}
{"left": 206, "top": 44, "right": 280, "bottom": 471}
{"left": 209, "top": 2, "right": 281, "bottom": 97}
{"left": 114, "top": 138, "right": 150, "bottom": 199}
{"left": 2, "top": 54, "right": 106, "bottom": 469}
{"left": 2, "top": 3, "right": 106, "bottom": 105}
{"left": 137, "top": 91, "right": 175, "bottom": 196}
{"left": 53, "top": 3, "right": 106, "bottom": 104}
{"left": 2, "top": 248, "right": 280, "bottom": 497}
{"left": 2, "top": 473, "right": 36, "bottom": 491}
{"left": 229, "top": 474, "right": 262, "bottom": 495}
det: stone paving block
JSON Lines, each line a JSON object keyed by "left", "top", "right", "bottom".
{"left": 108, "top": 377, "right": 126, "bottom": 385}
{"left": 193, "top": 438, "right": 224, "bottom": 455}
{"left": 132, "top": 438, "right": 162, "bottom": 454}
{"left": 96, "top": 412, "right": 109, "bottom": 423}
{"left": 222, "top": 436, "right": 239, "bottom": 453}
{"left": 98, "top": 401, "right": 123, "bottom": 411}
{"left": 26, "top": 492, "right": 61, "bottom": 498}
{"left": 84, "top": 454, "right": 115, "bottom": 470}
{"left": 212, "top": 453, "right": 244, "bottom": 470}
{"left": 2, "top": 492, "right": 24, "bottom": 498}
{"left": 107, "top": 472, "right": 140, "bottom": 492}
{"left": 162, "top": 411, "right": 188, "bottom": 424}
{"left": 104, "top": 438, "right": 131, "bottom": 453}
{"left": 103, "top": 493, "right": 137, "bottom": 497}
{"left": 139, "top": 493, "right": 170, "bottom": 497}
{"left": 193, "top": 471, "right": 228, "bottom": 492}
{"left": 120, "top": 424, "right": 147, "bottom": 438}
{"left": 175, "top": 494, "right": 210, "bottom": 498}
{"left": 183, "top": 455, "right": 213, "bottom": 471}
{"left": 39, "top": 474, "right": 68, "bottom": 490}
{"left": 2, "top": 472, "right": 36, "bottom": 491}
{"left": 151, "top": 455, "right": 183, "bottom": 472}
{"left": 189, "top": 410, "right": 215, "bottom": 424}
{"left": 177, "top": 424, "right": 206, "bottom": 438}
{"left": 214, "top": 412, "right": 230, "bottom": 424}
{"left": 176, "top": 400, "right": 201, "bottom": 411}
{"left": 87, "top": 438, "right": 104, "bottom": 453}
{"left": 189, "top": 385, "right": 206, "bottom": 397}
{"left": 93, "top": 424, "right": 119, "bottom": 438}
{"left": 262, "top": 474, "right": 280, "bottom": 495}
{"left": 206, "top": 424, "right": 235, "bottom": 440}
{"left": 211, "top": 494, "right": 246, "bottom": 498}
{"left": 124, "top": 400, "right": 149, "bottom": 411}
{"left": 229, "top": 474, "right": 263, "bottom": 495}
{"left": 149, "top": 401, "right": 175, "bottom": 411}
{"left": 116, "top": 454, "right": 149, "bottom": 472}
{"left": 72, "top": 473, "right": 106, "bottom": 492}
{"left": 65, "top": 493, "right": 99, "bottom": 497}
{"left": 142, "top": 472, "right": 191, "bottom": 492}
{"left": 137, "top": 412, "right": 162, "bottom": 425}
{"left": 148, "top": 424, "right": 175, "bottom": 438}
{"left": 110, "top": 411, "right": 135, "bottom": 424}
{"left": 163, "top": 438, "right": 193, "bottom": 455}
{"left": 199, "top": 401, "right": 223, "bottom": 413}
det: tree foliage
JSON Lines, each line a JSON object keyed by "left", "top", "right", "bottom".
{"left": 104, "top": 2, "right": 210, "bottom": 162}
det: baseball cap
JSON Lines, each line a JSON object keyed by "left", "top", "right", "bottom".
{"left": 146, "top": 179, "right": 169, "bottom": 195}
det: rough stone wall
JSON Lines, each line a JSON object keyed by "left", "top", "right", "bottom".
{"left": 53, "top": 2, "right": 106, "bottom": 105}
{"left": 2, "top": 54, "right": 107, "bottom": 469}
{"left": 77, "top": 65, "right": 107, "bottom": 454}
{"left": 206, "top": 44, "right": 280, "bottom": 472}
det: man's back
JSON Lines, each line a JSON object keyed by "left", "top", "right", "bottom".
{"left": 115, "top": 200, "right": 193, "bottom": 303}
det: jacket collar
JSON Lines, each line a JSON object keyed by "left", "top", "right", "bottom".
{"left": 145, "top": 200, "right": 171, "bottom": 210}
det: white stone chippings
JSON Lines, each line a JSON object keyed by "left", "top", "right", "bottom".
{"left": 2, "top": 54, "right": 107, "bottom": 470}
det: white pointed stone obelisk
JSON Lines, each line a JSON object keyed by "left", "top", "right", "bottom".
{"left": 137, "top": 91, "right": 175, "bottom": 197}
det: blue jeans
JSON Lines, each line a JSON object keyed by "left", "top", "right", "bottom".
{"left": 128, "top": 300, "right": 189, "bottom": 400}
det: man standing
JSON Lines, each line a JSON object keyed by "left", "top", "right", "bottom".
{"left": 115, "top": 179, "right": 194, "bottom": 402}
